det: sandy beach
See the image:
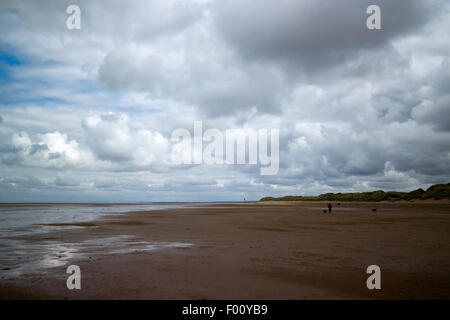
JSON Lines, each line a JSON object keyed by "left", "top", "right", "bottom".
{"left": 1, "top": 201, "right": 450, "bottom": 299}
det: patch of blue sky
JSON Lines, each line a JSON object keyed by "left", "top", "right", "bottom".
{"left": 0, "top": 52, "right": 21, "bottom": 66}
{"left": 114, "top": 104, "right": 163, "bottom": 115}
{"left": 75, "top": 79, "right": 105, "bottom": 94}
{"left": 0, "top": 51, "right": 22, "bottom": 82}
{"left": 0, "top": 67, "right": 11, "bottom": 83}
{"left": 0, "top": 51, "right": 69, "bottom": 106}
{"left": 0, "top": 77, "right": 50, "bottom": 105}
{"left": 0, "top": 41, "right": 32, "bottom": 64}
{"left": 39, "top": 59, "right": 61, "bottom": 67}
{"left": 0, "top": 96, "right": 67, "bottom": 107}
{"left": 67, "top": 80, "right": 164, "bottom": 113}
{"left": 0, "top": 48, "right": 161, "bottom": 113}
{"left": 0, "top": 43, "right": 32, "bottom": 85}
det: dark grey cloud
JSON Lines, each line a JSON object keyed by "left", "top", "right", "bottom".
{"left": 30, "top": 143, "right": 48, "bottom": 155}
{"left": 97, "top": 49, "right": 288, "bottom": 116}
{"left": 213, "top": 0, "right": 437, "bottom": 74}
{"left": 1, "top": 175, "right": 47, "bottom": 188}
{"left": 48, "top": 152, "right": 62, "bottom": 160}
{"left": 412, "top": 95, "right": 450, "bottom": 132}
{"left": 0, "top": 0, "right": 203, "bottom": 41}
{"left": 54, "top": 175, "right": 82, "bottom": 187}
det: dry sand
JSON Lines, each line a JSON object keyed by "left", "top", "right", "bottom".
{"left": 1, "top": 201, "right": 450, "bottom": 299}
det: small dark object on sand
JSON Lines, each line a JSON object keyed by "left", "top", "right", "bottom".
{"left": 372, "top": 208, "right": 377, "bottom": 212}
{"left": 337, "top": 203, "right": 341, "bottom": 206}
{"left": 323, "top": 209, "right": 327, "bottom": 213}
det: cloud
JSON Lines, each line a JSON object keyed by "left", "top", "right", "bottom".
{"left": 0, "top": 0, "right": 449, "bottom": 202}
{"left": 412, "top": 95, "right": 450, "bottom": 131}
{"left": 1, "top": 131, "right": 85, "bottom": 168}
{"left": 213, "top": 0, "right": 437, "bottom": 74}
{"left": 82, "top": 112, "right": 170, "bottom": 169}
{"left": 97, "top": 41, "right": 288, "bottom": 116}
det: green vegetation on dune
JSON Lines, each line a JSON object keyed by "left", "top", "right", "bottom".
{"left": 259, "top": 183, "right": 450, "bottom": 202}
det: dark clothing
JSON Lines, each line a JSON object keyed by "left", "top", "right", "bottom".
{"left": 328, "top": 203, "right": 332, "bottom": 213}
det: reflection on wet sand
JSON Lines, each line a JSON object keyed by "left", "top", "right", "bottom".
{"left": 0, "top": 203, "right": 194, "bottom": 280}
{"left": 1, "top": 235, "right": 192, "bottom": 278}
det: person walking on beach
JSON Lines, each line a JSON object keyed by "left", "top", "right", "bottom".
{"left": 328, "top": 203, "right": 332, "bottom": 213}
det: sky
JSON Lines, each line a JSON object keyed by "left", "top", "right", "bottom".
{"left": 0, "top": 0, "right": 449, "bottom": 202}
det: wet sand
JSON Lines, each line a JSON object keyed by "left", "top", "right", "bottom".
{"left": 1, "top": 202, "right": 450, "bottom": 299}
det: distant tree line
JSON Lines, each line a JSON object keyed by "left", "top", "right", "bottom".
{"left": 259, "top": 183, "right": 450, "bottom": 202}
